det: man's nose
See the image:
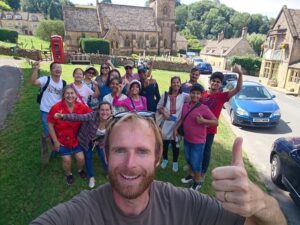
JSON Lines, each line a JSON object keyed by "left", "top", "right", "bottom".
{"left": 124, "top": 151, "right": 137, "bottom": 168}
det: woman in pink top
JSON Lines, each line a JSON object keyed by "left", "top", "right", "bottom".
{"left": 113, "top": 79, "right": 147, "bottom": 111}
{"left": 174, "top": 84, "right": 218, "bottom": 191}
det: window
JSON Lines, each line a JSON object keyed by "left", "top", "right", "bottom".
{"left": 31, "top": 15, "right": 38, "bottom": 21}
{"left": 6, "top": 14, "right": 13, "bottom": 19}
{"left": 269, "top": 36, "right": 276, "bottom": 49}
{"left": 138, "top": 36, "right": 144, "bottom": 48}
{"left": 289, "top": 70, "right": 300, "bottom": 84}
{"left": 15, "top": 15, "right": 22, "bottom": 20}
{"left": 263, "top": 61, "right": 279, "bottom": 79}
{"left": 150, "top": 37, "right": 156, "bottom": 48}
{"left": 163, "top": 6, "right": 168, "bottom": 16}
{"left": 124, "top": 36, "right": 131, "bottom": 47}
{"left": 163, "top": 39, "right": 168, "bottom": 48}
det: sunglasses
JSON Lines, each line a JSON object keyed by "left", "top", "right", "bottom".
{"left": 113, "top": 111, "right": 155, "bottom": 120}
{"left": 86, "top": 71, "right": 95, "bottom": 75}
{"left": 125, "top": 67, "right": 133, "bottom": 70}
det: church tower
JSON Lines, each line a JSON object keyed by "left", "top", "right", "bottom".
{"left": 150, "top": 0, "right": 176, "bottom": 55}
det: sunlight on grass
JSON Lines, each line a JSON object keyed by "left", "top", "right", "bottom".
{"left": 0, "top": 35, "right": 50, "bottom": 50}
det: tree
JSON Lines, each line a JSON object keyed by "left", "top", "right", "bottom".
{"left": 48, "top": 0, "right": 62, "bottom": 20}
{"left": 175, "top": 4, "right": 188, "bottom": 31}
{"left": 230, "top": 12, "right": 250, "bottom": 37}
{"left": 35, "top": 20, "right": 64, "bottom": 41}
{"left": 0, "top": 0, "right": 12, "bottom": 10}
{"left": 5, "top": 0, "right": 20, "bottom": 10}
{"left": 247, "top": 32, "right": 266, "bottom": 55}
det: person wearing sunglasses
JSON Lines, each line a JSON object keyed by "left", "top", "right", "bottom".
{"left": 95, "top": 60, "right": 115, "bottom": 90}
{"left": 122, "top": 59, "right": 140, "bottom": 85}
{"left": 83, "top": 66, "right": 100, "bottom": 110}
{"left": 32, "top": 112, "right": 286, "bottom": 225}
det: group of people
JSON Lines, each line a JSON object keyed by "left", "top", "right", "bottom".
{"left": 30, "top": 59, "right": 287, "bottom": 225}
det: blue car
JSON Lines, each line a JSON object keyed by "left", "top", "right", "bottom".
{"left": 224, "top": 81, "right": 281, "bottom": 127}
{"left": 270, "top": 137, "right": 300, "bottom": 206}
{"left": 196, "top": 62, "right": 212, "bottom": 74}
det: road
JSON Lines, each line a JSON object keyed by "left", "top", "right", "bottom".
{"left": 0, "top": 60, "right": 22, "bottom": 129}
{"left": 200, "top": 74, "right": 300, "bottom": 225}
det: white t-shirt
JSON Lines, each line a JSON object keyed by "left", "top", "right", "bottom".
{"left": 103, "top": 93, "right": 127, "bottom": 114}
{"left": 73, "top": 83, "right": 94, "bottom": 105}
{"left": 38, "top": 76, "right": 64, "bottom": 112}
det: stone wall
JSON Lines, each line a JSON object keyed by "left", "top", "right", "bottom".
{"left": 65, "top": 53, "right": 193, "bottom": 72}
{"left": 0, "top": 46, "right": 41, "bottom": 61}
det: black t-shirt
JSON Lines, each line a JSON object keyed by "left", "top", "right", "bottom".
{"left": 31, "top": 181, "right": 245, "bottom": 225}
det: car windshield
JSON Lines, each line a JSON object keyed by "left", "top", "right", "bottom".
{"left": 237, "top": 85, "right": 272, "bottom": 100}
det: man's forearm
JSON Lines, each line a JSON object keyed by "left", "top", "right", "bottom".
{"left": 31, "top": 69, "right": 39, "bottom": 84}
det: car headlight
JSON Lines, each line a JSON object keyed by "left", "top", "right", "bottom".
{"left": 272, "top": 109, "right": 281, "bottom": 117}
{"left": 236, "top": 107, "right": 249, "bottom": 116}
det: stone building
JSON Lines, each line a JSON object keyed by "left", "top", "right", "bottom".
{"left": 0, "top": 11, "right": 44, "bottom": 35}
{"left": 259, "top": 5, "right": 300, "bottom": 94}
{"left": 200, "top": 28, "right": 256, "bottom": 70}
{"left": 63, "top": 0, "right": 177, "bottom": 56}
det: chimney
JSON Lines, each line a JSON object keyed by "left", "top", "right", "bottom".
{"left": 217, "top": 31, "right": 224, "bottom": 43}
{"left": 96, "top": 0, "right": 99, "bottom": 4}
{"left": 241, "top": 27, "right": 247, "bottom": 38}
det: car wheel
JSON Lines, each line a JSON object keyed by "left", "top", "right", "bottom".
{"left": 271, "top": 154, "right": 286, "bottom": 190}
{"left": 230, "top": 110, "right": 236, "bottom": 125}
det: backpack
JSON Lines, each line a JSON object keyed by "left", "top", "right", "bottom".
{"left": 36, "top": 76, "right": 66, "bottom": 104}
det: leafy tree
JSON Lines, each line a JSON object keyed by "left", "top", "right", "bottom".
{"left": 247, "top": 32, "right": 266, "bottom": 55}
{"left": 0, "top": 0, "right": 12, "bottom": 10}
{"left": 101, "top": 0, "right": 111, "bottom": 3}
{"left": 35, "top": 20, "right": 64, "bottom": 41}
{"left": 175, "top": 4, "right": 188, "bottom": 30}
{"left": 5, "top": 0, "right": 20, "bottom": 10}
{"left": 230, "top": 12, "right": 250, "bottom": 36}
{"left": 48, "top": 0, "right": 62, "bottom": 20}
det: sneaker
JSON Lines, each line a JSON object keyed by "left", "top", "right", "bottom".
{"left": 160, "top": 159, "right": 168, "bottom": 169}
{"left": 89, "top": 177, "right": 96, "bottom": 188}
{"left": 181, "top": 175, "right": 193, "bottom": 184}
{"left": 190, "top": 182, "right": 202, "bottom": 191}
{"left": 78, "top": 170, "right": 87, "bottom": 179}
{"left": 172, "top": 162, "right": 178, "bottom": 172}
{"left": 66, "top": 174, "right": 74, "bottom": 185}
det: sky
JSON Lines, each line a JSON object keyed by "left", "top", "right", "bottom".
{"left": 71, "top": 0, "right": 300, "bottom": 18}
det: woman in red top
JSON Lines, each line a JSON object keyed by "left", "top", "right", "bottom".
{"left": 48, "top": 85, "right": 91, "bottom": 185}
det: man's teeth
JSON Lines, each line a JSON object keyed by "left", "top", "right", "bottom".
{"left": 122, "top": 175, "right": 139, "bottom": 180}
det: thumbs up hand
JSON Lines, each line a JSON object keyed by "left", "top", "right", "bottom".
{"left": 212, "top": 137, "right": 264, "bottom": 217}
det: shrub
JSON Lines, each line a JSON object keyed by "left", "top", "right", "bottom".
{"left": 0, "top": 28, "right": 18, "bottom": 43}
{"left": 229, "top": 55, "right": 262, "bottom": 76}
{"left": 80, "top": 38, "right": 110, "bottom": 54}
{"left": 35, "top": 20, "right": 64, "bottom": 41}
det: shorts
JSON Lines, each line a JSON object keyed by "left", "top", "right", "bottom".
{"left": 184, "top": 139, "right": 205, "bottom": 173}
{"left": 59, "top": 144, "right": 83, "bottom": 156}
{"left": 40, "top": 111, "right": 49, "bottom": 136}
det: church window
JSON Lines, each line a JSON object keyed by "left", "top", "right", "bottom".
{"left": 124, "top": 36, "right": 131, "bottom": 47}
{"left": 150, "top": 37, "right": 156, "bottom": 48}
{"left": 163, "top": 6, "right": 168, "bottom": 16}
{"left": 138, "top": 36, "right": 144, "bottom": 48}
{"left": 115, "top": 41, "right": 119, "bottom": 49}
{"left": 164, "top": 39, "right": 168, "bottom": 48}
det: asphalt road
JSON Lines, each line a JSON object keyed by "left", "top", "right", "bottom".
{"left": 200, "top": 74, "right": 300, "bottom": 225}
{"left": 0, "top": 60, "right": 22, "bottom": 129}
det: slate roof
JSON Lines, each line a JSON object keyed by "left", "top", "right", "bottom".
{"left": 98, "top": 3, "right": 158, "bottom": 32}
{"left": 289, "top": 61, "right": 300, "bottom": 69}
{"left": 201, "top": 38, "right": 243, "bottom": 56}
{"left": 63, "top": 6, "right": 100, "bottom": 32}
{"left": 273, "top": 6, "right": 300, "bottom": 38}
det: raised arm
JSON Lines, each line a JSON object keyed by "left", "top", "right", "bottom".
{"left": 228, "top": 64, "right": 243, "bottom": 98}
{"left": 61, "top": 112, "right": 95, "bottom": 122}
{"left": 212, "top": 138, "right": 287, "bottom": 225}
{"left": 31, "top": 61, "right": 41, "bottom": 86}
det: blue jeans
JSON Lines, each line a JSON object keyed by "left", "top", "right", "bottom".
{"left": 84, "top": 143, "right": 107, "bottom": 178}
{"left": 201, "top": 134, "right": 215, "bottom": 173}
{"left": 59, "top": 144, "right": 83, "bottom": 156}
{"left": 40, "top": 111, "right": 49, "bottom": 136}
{"left": 184, "top": 139, "right": 205, "bottom": 173}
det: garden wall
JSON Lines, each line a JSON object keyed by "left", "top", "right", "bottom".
{"left": 0, "top": 46, "right": 41, "bottom": 61}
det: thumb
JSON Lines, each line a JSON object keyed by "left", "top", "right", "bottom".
{"left": 231, "top": 137, "right": 244, "bottom": 167}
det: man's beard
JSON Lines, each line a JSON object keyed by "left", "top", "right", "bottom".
{"left": 108, "top": 167, "right": 155, "bottom": 200}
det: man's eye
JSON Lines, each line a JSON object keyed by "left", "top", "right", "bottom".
{"left": 137, "top": 149, "right": 148, "bottom": 155}
{"left": 114, "top": 149, "right": 125, "bottom": 154}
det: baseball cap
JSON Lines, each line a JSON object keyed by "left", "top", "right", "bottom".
{"left": 137, "top": 66, "right": 147, "bottom": 74}
{"left": 190, "top": 84, "right": 205, "bottom": 93}
{"left": 85, "top": 66, "right": 99, "bottom": 75}
{"left": 124, "top": 60, "right": 134, "bottom": 68}
{"left": 129, "top": 79, "right": 142, "bottom": 89}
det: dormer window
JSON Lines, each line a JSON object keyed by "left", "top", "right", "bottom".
{"left": 15, "top": 15, "right": 22, "bottom": 20}
{"left": 6, "top": 14, "right": 13, "bottom": 19}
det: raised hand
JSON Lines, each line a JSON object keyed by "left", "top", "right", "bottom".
{"left": 232, "top": 64, "right": 243, "bottom": 75}
{"left": 32, "top": 61, "right": 40, "bottom": 71}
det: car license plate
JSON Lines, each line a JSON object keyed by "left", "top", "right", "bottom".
{"left": 253, "top": 118, "right": 269, "bottom": 122}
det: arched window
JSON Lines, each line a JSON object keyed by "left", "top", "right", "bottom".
{"left": 115, "top": 41, "right": 119, "bottom": 49}
{"left": 138, "top": 36, "right": 144, "bottom": 48}
{"left": 164, "top": 39, "right": 168, "bottom": 48}
{"left": 124, "top": 36, "right": 131, "bottom": 47}
{"left": 163, "top": 6, "right": 168, "bottom": 15}
{"left": 150, "top": 37, "right": 157, "bottom": 48}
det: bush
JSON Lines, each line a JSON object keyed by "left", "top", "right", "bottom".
{"left": 229, "top": 55, "right": 262, "bottom": 76}
{"left": 0, "top": 28, "right": 18, "bottom": 43}
{"left": 35, "top": 20, "right": 64, "bottom": 41}
{"left": 80, "top": 38, "right": 110, "bottom": 54}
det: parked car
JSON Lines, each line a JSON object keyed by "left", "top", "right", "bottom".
{"left": 224, "top": 81, "right": 281, "bottom": 127}
{"left": 196, "top": 62, "right": 212, "bottom": 74}
{"left": 222, "top": 71, "right": 238, "bottom": 87}
{"left": 270, "top": 137, "right": 300, "bottom": 206}
{"left": 193, "top": 57, "right": 203, "bottom": 66}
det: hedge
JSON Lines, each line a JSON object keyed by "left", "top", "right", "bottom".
{"left": 80, "top": 38, "right": 110, "bottom": 55}
{"left": 0, "top": 28, "right": 18, "bottom": 43}
{"left": 229, "top": 55, "right": 262, "bottom": 76}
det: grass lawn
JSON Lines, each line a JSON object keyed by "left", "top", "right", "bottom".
{"left": 0, "top": 61, "right": 264, "bottom": 225}
{"left": 0, "top": 35, "right": 50, "bottom": 50}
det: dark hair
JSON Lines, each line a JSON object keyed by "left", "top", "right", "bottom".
{"left": 97, "top": 101, "right": 113, "bottom": 111}
{"left": 210, "top": 72, "right": 224, "bottom": 83}
{"left": 168, "top": 76, "right": 182, "bottom": 95}
{"left": 190, "top": 67, "right": 199, "bottom": 73}
{"left": 72, "top": 68, "right": 84, "bottom": 77}
{"left": 106, "top": 69, "right": 121, "bottom": 86}
{"left": 50, "top": 62, "right": 59, "bottom": 71}
{"left": 190, "top": 83, "right": 205, "bottom": 93}
{"left": 108, "top": 76, "right": 121, "bottom": 86}
{"left": 100, "top": 62, "right": 111, "bottom": 75}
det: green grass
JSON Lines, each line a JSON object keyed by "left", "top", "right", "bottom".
{"left": 0, "top": 35, "right": 50, "bottom": 50}
{"left": 0, "top": 61, "right": 264, "bottom": 224}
